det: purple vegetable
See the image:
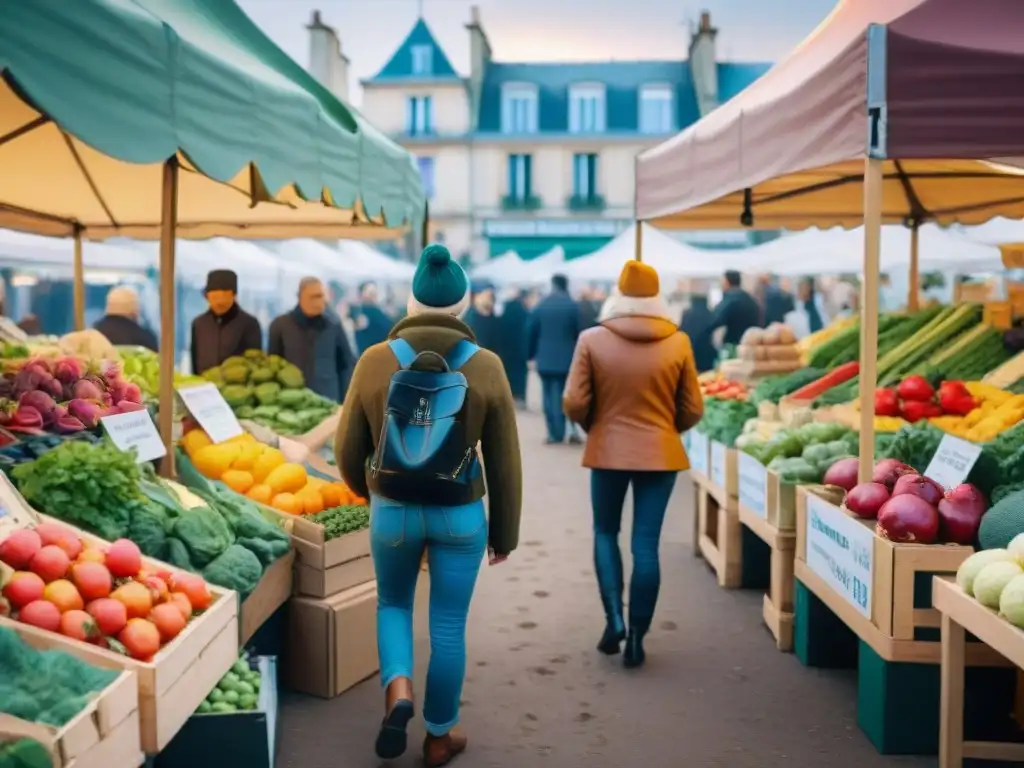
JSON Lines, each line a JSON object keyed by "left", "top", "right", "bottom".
{"left": 53, "top": 357, "right": 86, "bottom": 386}
{"left": 108, "top": 379, "right": 128, "bottom": 405}
{"left": 54, "top": 415, "right": 86, "bottom": 434}
{"left": 12, "top": 369, "right": 43, "bottom": 395}
{"left": 115, "top": 400, "right": 145, "bottom": 414}
{"left": 19, "top": 390, "right": 56, "bottom": 417}
{"left": 72, "top": 378, "right": 104, "bottom": 401}
{"left": 41, "top": 375, "right": 63, "bottom": 399}
{"left": 12, "top": 406, "right": 43, "bottom": 429}
{"left": 52, "top": 405, "right": 67, "bottom": 420}
{"left": 123, "top": 383, "right": 143, "bottom": 404}
{"left": 22, "top": 358, "right": 52, "bottom": 377}
{"left": 67, "top": 399, "right": 102, "bottom": 429}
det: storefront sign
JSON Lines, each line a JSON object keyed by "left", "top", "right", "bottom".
{"left": 483, "top": 219, "right": 628, "bottom": 238}
{"left": 688, "top": 430, "right": 709, "bottom": 476}
{"left": 805, "top": 495, "right": 874, "bottom": 618}
{"left": 101, "top": 409, "right": 167, "bottom": 463}
{"left": 176, "top": 383, "right": 243, "bottom": 444}
{"left": 738, "top": 452, "right": 767, "bottom": 517}
{"left": 924, "top": 435, "right": 982, "bottom": 490}
{"left": 710, "top": 441, "right": 726, "bottom": 488}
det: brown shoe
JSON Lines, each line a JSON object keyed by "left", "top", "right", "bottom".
{"left": 423, "top": 728, "right": 468, "bottom": 767}
{"left": 375, "top": 677, "right": 414, "bottom": 759}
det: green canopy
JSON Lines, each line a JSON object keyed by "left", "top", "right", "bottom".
{"left": 0, "top": 0, "right": 425, "bottom": 237}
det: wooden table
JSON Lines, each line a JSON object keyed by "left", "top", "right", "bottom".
{"left": 933, "top": 577, "right": 1024, "bottom": 766}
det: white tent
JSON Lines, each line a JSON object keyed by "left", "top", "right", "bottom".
{"left": 470, "top": 246, "right": 564, "bottom": 285}
{"left": 561, "top": 224, "right": 720, "bottom": 280}
{"left": 267, "top": 239, "right": 406, "bottom": 284}
{"left": 337, "top": 240, "right": 415, "bottom": 280}
{"left": 959, "top": 218, "right": 1024, "bottom": 247}
{"left": 0, "top": 229, "right": 145, "bottom": 273}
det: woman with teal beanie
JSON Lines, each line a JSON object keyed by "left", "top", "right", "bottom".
{"left": 336, "top": 244, "right": 523, "bottom": 766}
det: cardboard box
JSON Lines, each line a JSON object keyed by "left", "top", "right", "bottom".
{"left": 294, "top": 555, "right": 374, "bottom": 599}
{"left": 290, "top": 521, "right": 370, "bottom": 571}
{"left": 285, "top": 576, "right": 428, "bottom": 699}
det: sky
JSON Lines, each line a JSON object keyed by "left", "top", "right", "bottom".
{"left": 238, "top": 0, "right": 836, "bottom": 104}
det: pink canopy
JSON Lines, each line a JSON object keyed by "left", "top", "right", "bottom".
{"left": 636, "top": 0, "right": 1024, "bottom": 227}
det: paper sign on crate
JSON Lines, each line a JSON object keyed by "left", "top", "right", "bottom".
{"left": 738, "top": 452, "right": 767, "bottom": 518}
{"left": 710, "top": 441, "right": 726, "bottom": 488}
{"left": 924, "top": 434, "right": 981, "bottom": 490}
{"left": 689, "top": 430, "right": 709, "bottom": 475}
{"left": 804, "top": 495, "right": 874, "bottom": 619}
{"left": 101, "top": 410, "right": 167, "bottom": 463}
{"left": 0, "top": 472, "right": 40, "bottom": 540}
{"left": 176, "top": 383, "right": 243, "bottom": 444}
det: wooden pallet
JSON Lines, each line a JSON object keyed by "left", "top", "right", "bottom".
{"left": 738, "top": 502, "right": 796, "bottom": 652}
{"left": 694, "top": 474, "right": 742, "bottom": 588}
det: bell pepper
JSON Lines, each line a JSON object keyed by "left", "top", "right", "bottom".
{"left": 938, "top": 384, "right": 977, "bottom": 416}
{"left": 897, "top": 375, "right": 935, "bottom": 402}
{"left": 874, "top": 388, "right": 901, "bottom": 417}
{"left": 901, "top": 399, "right": 944, "bottom": 423}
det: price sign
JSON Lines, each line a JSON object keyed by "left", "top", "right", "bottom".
{"left": 0, "top": 472, "right": 40, "bottom": 540}
{"left": 924, "top": 435, "right": 982, "bottom": 490}
{"left": 710, "top": 441, "right": 726, "bottom": 488}
{"left": 689, "top": 430, "right": 709, "bottom": 476}
{"left": 101, "top": 409, "right": 167, "bottom": 463}
{"left": 176, "top": 383, "right": 243, "bottom": 444}
{"left": 805, "top": 494, "right": 874, "bottom": 618}
{"left": 738, "top": 452, "right": 767, "bottom": 517}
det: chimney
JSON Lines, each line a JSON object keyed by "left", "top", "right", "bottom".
{"left": 465, "top": 5, "right": 491, "bottom": 129}
{"left": 307, "top": 10, "right": 350, "bottom": 104}
{"left": 689, "top": 9, "right": 718, "bottom": 117}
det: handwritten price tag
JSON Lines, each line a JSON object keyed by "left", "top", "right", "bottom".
{"left": 101, "top": 409, "right": 167, "bottom": 463}
{"left": 924, "top": 435, "right": 982, "bottom": 490}
{"left": 805, "top": 495, "right": 874, "bottom": 618}
{"left": 710, "top": 441, "right": 726, "bottom": 488}
{"left": 0, "top": 473, "right": 40, "bottom": 540}
{"left": 689, "top": 430, "right": 709, "bottom": 475}
{"left": 738, "top": 452, "right": 767, "bottom": 517}
{"left": 176, "top": 383, "right": 243, "bottom": 444}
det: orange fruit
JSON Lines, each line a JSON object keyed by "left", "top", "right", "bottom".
{"left": 296, "top": 488, "right": 325, "bottom": 516}
{"left": 320, "top": 483, "right": 352, "bottom": 508}
{"left": 221, "top": 469, "right": 255, "bottom": 495}
{"left": 270, "top": 493, "right": 301, "bottom": 515}
{"left": 246, "top": 484, "right": 273, "bottom": 505}
{"left": 43, "top": 579, "right": 84, "bottom": 613}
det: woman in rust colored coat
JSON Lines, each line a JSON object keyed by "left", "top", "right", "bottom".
{"left": 564, "top": 260, "right": 704, "bottom": 668}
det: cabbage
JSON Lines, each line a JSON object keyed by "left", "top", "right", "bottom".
{"left": 1009, "top": 534, "right": 1024, "bottom": 564}
{"left": 1000, "top": 574, "right": 1024, "bottom": 628}
{"left": 957, "top": 549, "right": 1015, "bottom": 596}
{"left": 973, "top": 561, "right": 1023, "bottom": 609}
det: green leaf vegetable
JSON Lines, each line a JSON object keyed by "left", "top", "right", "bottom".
{"left": 308, "top": 504, "right": 370, "bottom": 541}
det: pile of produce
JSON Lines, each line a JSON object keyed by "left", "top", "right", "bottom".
{"left": 873, "top": 376, "right": 978, "bottom": 423}
{"left": 0, "top": 625, "right": 119, "bottom": 726}
{"left": 117, "top": 346, "right": 204, "bottom": 399}
{"left": 928, "top": 383, "right": 1024, "bottom": 442}
{"left": 9, "top": 440, "right": 292, "bottom": 600}
{"left": 699, "top": 374, "right": 748, "bottom": 401}
{"left": 697, "top": 398, "right": 757, "bottom": 447}
{"left": 956, "top": 541, "right": 1024, "bottom": 629}
{"left": 196, "top": 655, "right": 262, "bottom": 714}
{"left": 179, "top": 428, "right": 366, "bottom": 516}
{"left": 911, "top": 322, "right": 1012, "bottom": 383}
{"left": 0, "top": 432, "right": 104, "bottom": 472}
{"left": 748, "top": 367, "right": 826, "bottom": 406}
{"left": 734, "top": 324, "right": 802, "bottom": 374}
{"left": 0, "top": 356, "right": 145, "bottom": 437}
{"left": 740, "top": 422, "right": 856, "bottom": 484}
{"left": 201, "top": 351, "right": 337, "bottom": 436}
{"left": 797, "top": 314, "right": 858, "bottom": 363}
{"left": 0, "top": 738, "right": 52, "bottom": 768}
{"left": 307, "top": 504, "right": 370, "bottom": 541}
{"left": 0, "top": 522, "right": 214, "bottom": 660}
{"left": 805, "top": 309, "right": 937, "bottom": 371}
{"left": 985, "top": 350, "right": 1024, "bottom": 390}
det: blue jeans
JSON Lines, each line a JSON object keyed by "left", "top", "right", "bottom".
{"left": 591, "top": 469, "right": 677, "bottom": 633}
{"left": 540, "top": 373, "right": 578, "bottom": 442}
{"left": 370, "top": 494, "right": 486, "bottom": 736}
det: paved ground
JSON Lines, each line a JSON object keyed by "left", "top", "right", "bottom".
{"left": 278, "top": 380, "right": 936, "bottom": 768}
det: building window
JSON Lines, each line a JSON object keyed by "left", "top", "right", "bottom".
{"left": 411, "top": 45, "right": 433, "bottom": 76}
{"left": 405, "top": 95, "right": 433, "bottom": 136}
{"left": 572, "top": 153, "right": 598, "bottom": 198}
{"left": 501, "top": 84, "right": 538, "bottom": 134}
{"left": 416, "top": 156, "right": 435, "bottom": 199}
{"left": 568, "top": 84, "right": 606, "bottom": 134}
{"left": 507, "top": 154, "right": 532, "bottom": 199}
{"left": 639, "top": 84, "right": 674, "bottom": 134}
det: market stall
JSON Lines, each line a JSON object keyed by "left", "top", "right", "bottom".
{"left": 470, "top": 246, "right": 565, "bottom": 285}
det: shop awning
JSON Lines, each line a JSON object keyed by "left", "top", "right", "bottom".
{"left": 635, "top": 0, "right": 1024, "bottom": 229}
{"left": 561, "top": 224, "right": 723, "bottom": 280}
{"left": 0, "top": 0, "right": 425, "bottom": 239}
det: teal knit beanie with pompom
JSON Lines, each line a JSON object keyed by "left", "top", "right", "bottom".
{"left": 408, "top": 243, "right": 470, "bottom": 315}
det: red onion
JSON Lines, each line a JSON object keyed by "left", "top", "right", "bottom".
{"left": 938, "top": 484, "right": 987, "bottom": 545}
{"left": 823, "top": 457, "right": 860, "bottom": 492}
{"left": 876, "top": 495, "right": 940, "bottom": 543}
{"left": 891, "top": 473, "right": 944, "bottom": 507}
{"left": 845, "top": 482, "right": 891, "bottom": 519}
{"left": 872, "top": 459, "right": 915, "bottom": 491}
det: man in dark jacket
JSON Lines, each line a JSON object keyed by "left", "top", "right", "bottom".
{"left": 679, "top": 295, "right": 718, "bottom": 373}
{"left": 190, "top": 269, "right": 262, "bottom": 375}
{"left": 93, "top": 286, "right": 158, "bottom": 351}
{"left": 577, "top": 284, "right": 601, "bottom": 330}
{"left": 706, "top": 270, "right": 762, "bottom": 347}
{"left": 528, "top": 274, "right": 582, "bottom": 444}
{"left": 498, "top": 287, "right": 530, "bottom": 406}
{"left": 759, "top": 274, "right": 795, "bottom": 326}
{"left": 462, "top": 281, "right": 502, "bottom": 353}
{"left": 268, "top": 277, "right": 354, "bottom": 402}
{"left": 350, "top": 281, "right": 394, "bottom": 355}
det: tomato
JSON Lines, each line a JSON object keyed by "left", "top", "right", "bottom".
{"left": 60, "top": 609, "right": 100, "bottom": 642}
{"left": 150, "top": 603, "right": 186, "bottom": 642}
{"left": 87, "top": 598, "right": 128, "bottom": 636}
{"left": 118, "top": 618, "right": 162, "bottom": 660}
{"left": 71, "top": 561, "right": 113, "bottom": 602}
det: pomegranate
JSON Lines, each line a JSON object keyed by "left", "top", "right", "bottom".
{"left": 872, "top": 459, "right": 915, "bottom": 492}
{"left": 938, "top": 483, "right": 987, "bottom": 546}
{"left": 845, "top": 482, "right": 891, "bottom": 520}
{"left": 823, "top": 458, "right": 860, "bottom": 492}
{"left": 876, "top": 494, "right": 940, "bottom": 544}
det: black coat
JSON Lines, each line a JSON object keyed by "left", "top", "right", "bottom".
{"left": 707, "top": 288, "right": 762, "bottom": 346}
{"left": 763, "top": 286, "right": 795, "bottom": 326}
{"left": 93, "top": 315, "right": 158, "bottom": 352}
{"left": 351, "top": 303, "right": 393, "bottom": 354}
{"left": 498, "top": 298, "right": 529, "bottom": 400}
{"left": 679, "top": 300, "right": 718, "bottom": 374}
{"left": 578, "top": 299, "right": 600, "bottom": 330}
{"left": 528, "top": 290, "right": 581, "bottom": 376}
{"left": 462, "top": 307, "right": 502, "bottom": 354}
{"left": 268, "top": 307, "right": 354, "bottom": 402}
{"left": 190, "top": 304, "right": 262, "bottom": 376}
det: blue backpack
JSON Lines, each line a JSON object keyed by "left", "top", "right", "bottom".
{"left": 369, "top": 338, "right": 481, "bottom": 505}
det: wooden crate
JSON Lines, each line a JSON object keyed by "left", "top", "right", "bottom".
{"left": 0, "top": 664, "right": 141, "bottom": 768}
{"left": 766, "top": 471, "right": 798, "bottom": 531}
{"left": 794, "top": 488, "right": 998, "bottom": 664}
{"left": 16, "top": 516, "right": 241, "bottom": 754}
{"left": 707, "top": 442, "right": 738, "bottom": 505}
{"left": 738, "top": 502, "right": 796, "bottom": 652}
{"left": 695, "top": 475, "right": 741, "bottom": 588}
{"left": 239, "top": 550, "right": 295, "bottom": 645}
{"left": 933, "top": 578, "right": 1024, "bottom": 766}
{"left": 686, "top": 429, "right": 710, "bottom": 480}
{"left": 294, "top": 555, "right": 375, "bottom": 599}
{"left": 290, "top": 518, "right": 370, "bottom": 571}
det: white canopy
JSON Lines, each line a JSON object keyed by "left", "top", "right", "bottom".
{"left": 0, "top": 229, "right": 144, "bottom": 272}
{"left": 561, "top": 224, "right": 720, "bottom": 280}
{"left": 958, "top": 218, "right": 1024, "bottom": 246}
{"left": 267, "top": 239, "right": 410, "bottom": 284}
{"left": 470, "top": 246, "right": 564, "bottom": 285}
{"left": 337, "top": 239, "right": 415, "bottom": 280}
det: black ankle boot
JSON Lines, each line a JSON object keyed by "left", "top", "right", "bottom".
{"left": 597, "top": 623, "right": 626, "bottom": 655}
{"left": 623, "top": 632, "right": 646, "bottom": 669}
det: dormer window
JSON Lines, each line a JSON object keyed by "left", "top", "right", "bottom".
{"left": 568, "top": 84, "right": 606, "bottom": 133}
{"left": 501, "top": 83, "right": 538, "bottom": 134}
{"left": 639, "top": 83, "right": 674, "bottom": 134}
{"left": 411, "top": 45, "right": 433, "bottom": 75}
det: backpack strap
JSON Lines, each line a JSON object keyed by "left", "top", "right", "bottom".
{"left": 388, "top": 339, "right": 418, "bottom": 369}
{"left": 444, "top": 339, "right": 480, "bottom": 371}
